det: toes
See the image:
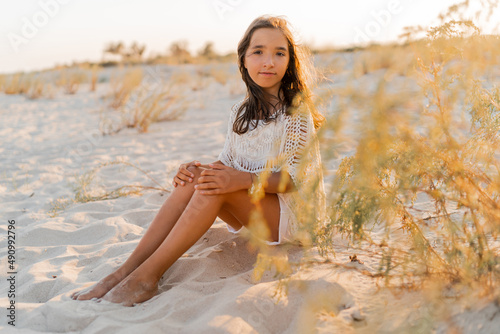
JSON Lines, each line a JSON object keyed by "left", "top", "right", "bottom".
{"left": 120, "top": 300, "right": 135, "bottom": 307}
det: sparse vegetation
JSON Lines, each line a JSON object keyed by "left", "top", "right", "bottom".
{"left": 116, "top": 84, "right": 187, "bottom": 134}
{"left": 108, "top": 67, "right": 143, "bottom": 109}
{"left": 3, "top": 73, "right": 31, "bottom": 95}
{"left": 102, "top": 41, "right": 146, "bottom": 64}
{"left": 49, "top": 160, "right": 169, "bottom": 217}
{"left": 0, "top": 65, "right": 103, "bottom": 98}
{"left": 244, "top": 2, "right": 500, "bottom": 330}
{"left": 56, "top": 68, "right": 88, "bottom": 94}
{"left": 102, "top": 66, "right": 188, "bottom": 134}
{"left": 2, "top": 1, "right": 498, "bottom": 330}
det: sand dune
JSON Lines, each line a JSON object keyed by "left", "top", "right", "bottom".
{"left": 1, "top": 61, "right": 498, "bottom": 333}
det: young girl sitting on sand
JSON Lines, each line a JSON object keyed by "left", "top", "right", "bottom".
{"left": 72, "top": 15, "right": 326, "bottom": 306}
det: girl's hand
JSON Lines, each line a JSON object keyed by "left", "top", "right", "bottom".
{"left": 172, "top": 160, "right": 201, "bottom": 187}
{"left": 195, "top": 164, "right": 248, "bottom": 195}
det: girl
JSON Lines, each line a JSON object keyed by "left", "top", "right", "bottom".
{"left": 71, "top": 15, "right": 326, "bottom": 306}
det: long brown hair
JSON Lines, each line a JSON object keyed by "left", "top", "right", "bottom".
{"left": 234, "top": 15, "right": 324, "bottom": 135}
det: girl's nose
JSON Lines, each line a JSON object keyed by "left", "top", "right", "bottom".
{"left": 263, "top": 55, "right": 274, "bottom": 67}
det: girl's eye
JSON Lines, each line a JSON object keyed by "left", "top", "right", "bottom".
{"left": 253, "top": 50, "right": 262, "bottom": 55}
{"left": 277, "top": 52, "right": 286, "bottom": 56}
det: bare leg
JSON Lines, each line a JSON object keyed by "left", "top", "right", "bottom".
{"left": 72, "top": 166, "right": 203, "bottom": 301}
{"left": 102, "top": 189, "right": 280, "bottom": 306}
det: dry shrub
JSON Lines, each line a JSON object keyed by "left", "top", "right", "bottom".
{"left": 72, "top": 161, "right": 168, "bottom": 202}
{"left": 321, "top": 53, "right": 349, "bottom": 77}
{"left": 353, "top": 44, "right": 415, "bottom": 78}
{"left": 26, "top": 78, "right": 44, "bottom": 99}
{"left": 56, "top": 68, "right": 87, "bottom": 94}
{"left": 170, "top": 70, "right": 192, "bottom": 86}
{"left": 26, "top": 77, "right": 52, "bottom": 99}
{"left": 318, "top": 21, "right": 500, "bottom": 296}
{"left": 102, "top": 66, "right": 190, "bottom": 134}
{"left": 0, "top": 74, "right": 6, "bottom": 92}
{"left": 196, "top": 64, "right": 233, "bottom": 85}
{"left": 49, "top": 160, "right": 169, "bottom": 217}
{"left": 102, "top": 81, "right": 187, "bottom": 135}
{"left": 245, "top": 3, "right": 499, "bottom": 331}
{"left": 89, "top": 65, "right": 101, "bottom": 92}
{"left": 209, "top": 64, "right": 232, "bottom": 85}
{"left": 2, "top": 73, "right": 54, "bottom": 99}
{"left": 122, "top": 84, "right": 187, "bottom": 133}
{"left": 109, "top": 67, "right": 143, "bottom": 108}
{"left": 3, "top": 74, "right": 31, "bottom": 95}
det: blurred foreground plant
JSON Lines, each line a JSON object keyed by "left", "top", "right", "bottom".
{"left": 318, "top": 21, "right": 500, "bottom": 294}
{"left": 244, "top": 5, "right": 499, "bottom": 331}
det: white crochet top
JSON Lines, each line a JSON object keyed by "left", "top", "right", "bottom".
{"left": 218, "top": 99, "right": 327, "bottom": 244}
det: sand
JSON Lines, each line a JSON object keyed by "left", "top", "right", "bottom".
{"left": 1, "top": 60, "right": 499, "bottom": 333}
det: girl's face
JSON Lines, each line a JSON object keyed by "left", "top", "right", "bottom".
{"left": 244, "top": 28, "right": 290, "bottom": 98}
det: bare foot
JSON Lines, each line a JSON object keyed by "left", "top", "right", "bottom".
{"left": 71, "top": 272, "right": 124, "bottom": 301}
{"left": 102, "top": 274, "right": 158, "bottom": 307}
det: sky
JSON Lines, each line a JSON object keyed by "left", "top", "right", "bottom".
{"left": 1, "top": 0, "right": 498, "bottom": 74}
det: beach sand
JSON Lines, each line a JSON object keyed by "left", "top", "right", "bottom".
{"left": 1, "top": 60, "right": 498, "bottom": 333}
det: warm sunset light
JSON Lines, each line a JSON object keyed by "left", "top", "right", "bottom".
{"left": 1, "top": 1, "right": 499, "bottom": 333}
{"left": 2, "top": 0, "right": 495, "bottom": 73}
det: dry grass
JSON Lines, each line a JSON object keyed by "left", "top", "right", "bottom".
{"left": 169, "top": 70, "right": 192, "bottom": 86}
{"left": 0, "top": 66, "right": 101, "bottom": 98}
{"left": 196, "top": 64, "right": 235, "bottom": 86}
{"left": 3, "top": 73, "right": 31, "bottom": 95}
{"left": 122, "top": 84, "right": 187, "bottom": 133}
{"left": 56, "top": 68, "right": 87, "bottom": 94}
{"left": 352, "top": 44, "right": 415, "bottom": 78}
{"left": 89, "top": 65, "right": 100, "bottom": 92}
{"left": 0, "top": 74, "right": 6, "bottom": 92}
{"left": 1, "top": 73, "right": 55, "bottom": 99}
{"left": 49, "top": 160, "right": 169, "bottom": 217}
{"left": 108, "top": 67, "right": 143, "bottom": 108}
{"left": 102, "top": 70, "right": 188, "bottom": 135}
{"left": 245, "top": 4, "right": 499, "bottom": 331}
{"left": 26, "top": 77, "right": 55, "bottom": 99}
{"left": 315, "top": 29, "right": 500, "bottom": 291}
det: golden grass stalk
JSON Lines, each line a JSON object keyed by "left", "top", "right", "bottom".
{"left": 90, "top": 65, "right": 100, "bottom": 92}
{"left": 317, "top": 26, "right": 500, "bottom": 294}
{"left": 26, "top": 77, "right": 45, "bottom": 99}
{"left": 1, "top": 73, "right": 54, "bottom": 99}
{"left": 130, "top": 86, "right": 187, "bottom": 133}
{"left": 4, "top": 73, "right": 31, "bottom": 95}
{"left": 56, "top": 68, "right": 88, "bottom": 94}
{"left": 0, "top": 74, "right": 6, "bottom": 92}
{"left": 109, "top": 67, "right": 143, "bottom": 109}
{"left": 103, "top": 78, "right": 188, "bottom": 134}
{"left": 246, "top": 7, "right": 499, "bottom": 330}
{"left": 49, "top": 160, "right": 169, "bottom": 217}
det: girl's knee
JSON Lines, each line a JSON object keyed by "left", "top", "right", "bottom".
{"left": 186, "top": 165, "right": 210, "bottom": 185}
{"left": 187, "top": 165, "right": 204, "bottom": 178}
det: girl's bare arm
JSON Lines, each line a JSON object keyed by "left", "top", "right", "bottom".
{"left": 195, "top": 164, "right": 296, "bottom": 195}
{"left": 253, "top": 170, "right": 296, "bottom": 194}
